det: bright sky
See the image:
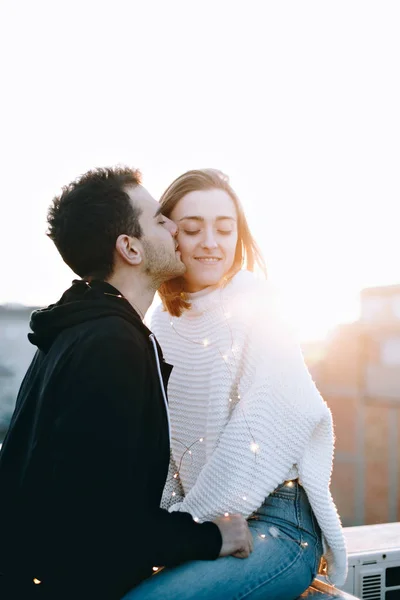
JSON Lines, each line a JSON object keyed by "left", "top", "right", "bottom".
{"left": 0, "top": 1, "right": 398, "bottom": 341}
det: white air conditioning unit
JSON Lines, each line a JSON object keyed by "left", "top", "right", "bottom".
{"left": 340, "top": 522, "right": 400, "bottom": 599}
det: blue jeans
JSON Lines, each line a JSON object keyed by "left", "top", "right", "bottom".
{"left": 123, "top": 481, "right": 323, "bottom": 600}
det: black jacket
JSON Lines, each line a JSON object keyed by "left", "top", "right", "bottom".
{"left": 0, "top": 280, "right": 221, "bottom": 599}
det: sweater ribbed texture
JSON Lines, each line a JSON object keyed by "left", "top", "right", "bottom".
{"left": 151, "top": 270, "right": 347, "bottom": 585}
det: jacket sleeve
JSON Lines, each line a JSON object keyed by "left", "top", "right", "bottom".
{"left": 49, "top": 329, "right": 221, "bottom": 572}
{"left": 168, "top": 292, "right": 329, "bottom": 522}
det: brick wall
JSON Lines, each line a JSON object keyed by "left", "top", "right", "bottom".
{"left": 309, "top": 312, "right": 400, "bottom": 527}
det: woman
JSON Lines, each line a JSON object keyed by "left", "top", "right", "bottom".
{"left": 128, "top": 169, "right": 347, "bottom": 600}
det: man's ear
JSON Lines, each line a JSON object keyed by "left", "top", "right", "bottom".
{"left": 115, "top": 234, "right": 143, "bottom": 266}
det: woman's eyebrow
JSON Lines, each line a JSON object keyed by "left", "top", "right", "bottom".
{"left": 178, "top": 215, "right": 236, "bottom": 222}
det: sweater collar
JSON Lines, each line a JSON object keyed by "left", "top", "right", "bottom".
{"left": 183, "top": 270, "right": 257, "bottom": 316}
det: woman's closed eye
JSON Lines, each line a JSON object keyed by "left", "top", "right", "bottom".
{"left": 182, "top": 229, "right": 233, "bottom": 236}
{"left": 182, "top": 229, "right": 200, "bottom": 236}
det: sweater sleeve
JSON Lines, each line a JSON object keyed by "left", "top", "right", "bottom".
{"left": 169, "top": 292, "right": 329, "bottom": 522}
{"left": 49, "top": 329, "right": 221, "bottom": 574}
{"left": 160, "top": 449, "right": 185, "bottom": 509}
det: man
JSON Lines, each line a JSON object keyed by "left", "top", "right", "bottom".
{"left": 0, "top": 167, "right": 252, "bottom": 599}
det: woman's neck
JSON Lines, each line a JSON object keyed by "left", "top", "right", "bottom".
{"left": 185, "top": 282, "right": 221, "bottom": 300}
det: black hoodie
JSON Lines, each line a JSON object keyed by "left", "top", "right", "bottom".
{"left": 0, "top": 280, "right": 221, "bottom": 600}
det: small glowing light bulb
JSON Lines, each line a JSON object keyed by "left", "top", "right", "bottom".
{"left": 250, "top": 442, "right": 259, "bottom": 453}
{"left": 242, "top": 496, "right": 247, "bottom": 501}
{"left": 238, "top": 395, "right": 241, "bottom": 399}
{"left": 152, "top": 566, "right": 159, "bottom": 572}
{"left": 172, "top": 492, "right": 176, "bottom": 497}
{"left": 203, "top": 339, "right": 209, "bottom": 347}
{"left": 199, "top": 437, "right": 204, "bottom": 442}
{"left": 286, "top": 481, "right": 294, "bottom": 487}
{"left": 194, "top": 517, "right": 199, "bottom": 522}
{"left": 33, "top": 578, "right": 42, "bottom": 585}
{"left": 269, "top": 526, "right": 279, "bottom": 538}
{"left": 260, "top": 534, "right": 266, "bottom": 539}
{"left": 188, "top": 450, "right": 192, "bottom": 455}
{"left": 173, "top": 473, "right": 178, "bottom": 479}
{"left": 224, "top": 512, "right": 229, "bottom": 517}
{"left": 229, "top": 398, "right": 232, "bottom": 403}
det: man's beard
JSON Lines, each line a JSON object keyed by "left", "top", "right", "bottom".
{"left": 142, "top": 238, "right": 185, "bottom": 288}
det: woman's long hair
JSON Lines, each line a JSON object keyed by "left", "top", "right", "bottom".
{"left": 158, "top": 168, "right": 266, "bottom": 316}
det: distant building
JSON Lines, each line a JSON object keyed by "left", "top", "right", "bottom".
{"left": 310, "top": 284, "right": 400, "bottom": 526}
{"left": 0, "top": 305, "right": 38, "bottom": 438}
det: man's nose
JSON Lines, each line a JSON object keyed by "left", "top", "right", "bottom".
{"left": 167, "top": 219, "right": 178, "bottom": 236}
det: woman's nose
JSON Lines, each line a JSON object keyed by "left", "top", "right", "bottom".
{"left": 201, "top": 230, "right": 218, "bottom": 249}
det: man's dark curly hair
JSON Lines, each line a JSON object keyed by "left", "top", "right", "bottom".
{"left": 47, "top": 166, "right": 142, "bottom": 280}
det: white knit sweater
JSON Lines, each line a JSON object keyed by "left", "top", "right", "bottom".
{"left": 151, "top": 270, "right": 347, "bottom": 586}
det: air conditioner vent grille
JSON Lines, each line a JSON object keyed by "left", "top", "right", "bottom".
{"left": 362, "top": 573, "right": 382, "bottom": 600}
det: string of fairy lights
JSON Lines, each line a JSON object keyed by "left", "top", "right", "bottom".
{"left": 100, "top": 288, "right": 307, "bottom": 564}
{"left": 101, "top": 285, "right": 300, "bottom": 545}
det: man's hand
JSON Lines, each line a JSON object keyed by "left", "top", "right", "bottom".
{"left": 213, "top": 514, "right": 253, "bottom": 558}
